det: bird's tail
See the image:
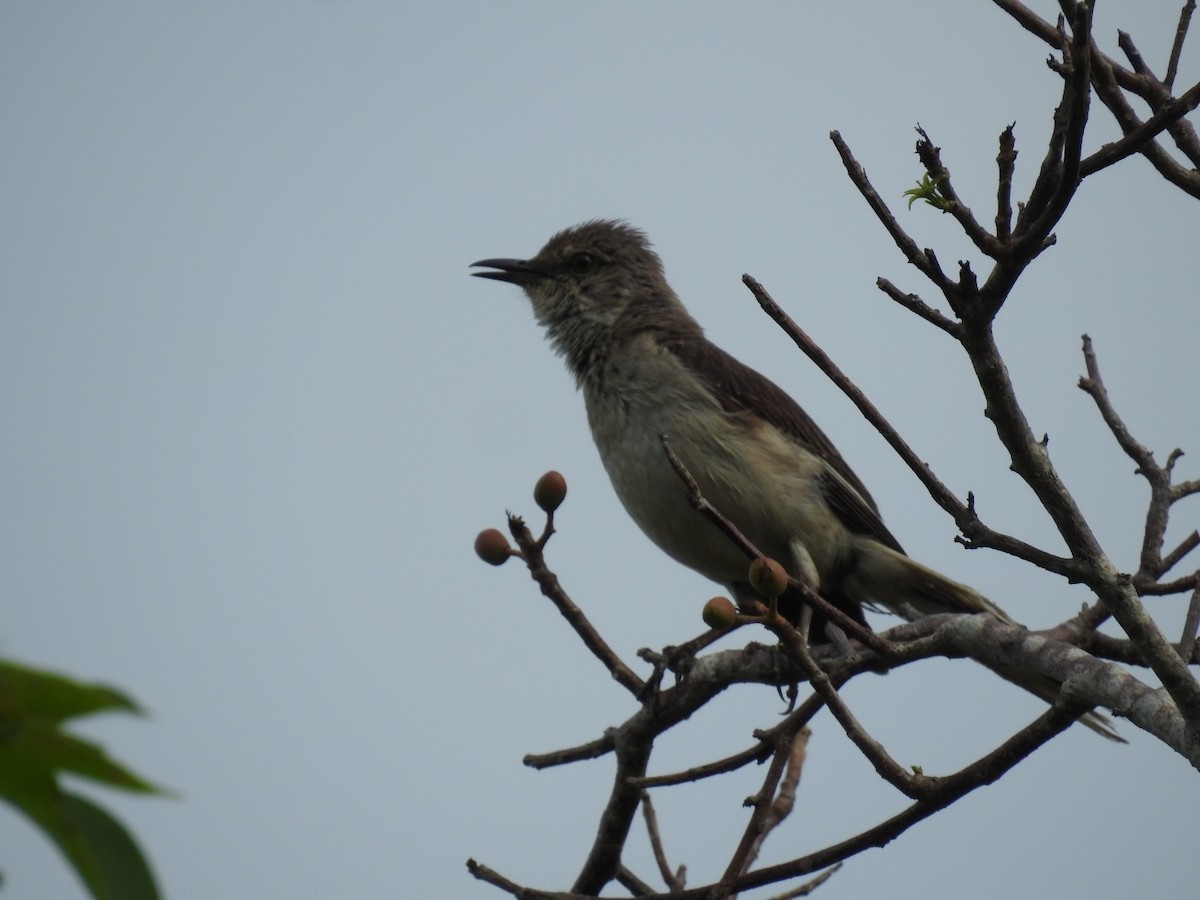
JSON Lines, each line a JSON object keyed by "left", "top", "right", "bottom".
{"left": 844, "top": 541, "right": 1125, "bottom": 742}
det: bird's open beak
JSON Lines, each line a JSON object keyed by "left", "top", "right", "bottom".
{"left": 470, "top": 258, "right": 547, "bottom": 286}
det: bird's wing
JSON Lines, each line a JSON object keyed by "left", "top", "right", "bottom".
{"left": 667, "top": 336, "right": 906, "bottom": 555}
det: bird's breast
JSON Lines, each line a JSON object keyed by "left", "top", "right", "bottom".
{"left": 581, "top": 339, "right": 847, "bottom": 588}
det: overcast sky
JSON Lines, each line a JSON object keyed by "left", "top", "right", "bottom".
{"left": 2, "top": 2, "right": 1197, "bottom": 898}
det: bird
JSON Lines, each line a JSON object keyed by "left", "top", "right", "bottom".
{"left": 471, "top": 219, "right": 1120, "bottom": 740}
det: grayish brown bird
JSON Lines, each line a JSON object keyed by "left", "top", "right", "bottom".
{"left": 472, "top": 219, "right": 1120, "bottom": 740}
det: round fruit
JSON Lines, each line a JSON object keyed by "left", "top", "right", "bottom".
{"left": 474, "top": 528, "right": 512, "bottom": 566}
{"left": 702, "top": 596, "right": 738, "bottom": 629}
{"left": 533, "top": 470, "right": 568, "bottom": 513}
{"left": 748, "top": 557, "right": 789, "bottom": 598}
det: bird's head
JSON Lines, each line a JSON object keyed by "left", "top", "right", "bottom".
{"left": 472, "top": 219, "right": 698, "bottom": 379}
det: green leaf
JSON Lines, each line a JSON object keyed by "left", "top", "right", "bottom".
{"left": 0, "top": 659, "right": 162, "bottom": 794}
{"left": 0, "top": 660, "right": 140, "bottom": 724}
{"left": 902, "top": 173, "right": 951, "bottom": 211}
{"left": 6, "top": 720, "right": 163, "bottom": 794}
{"left": 0, "top": 770, "right": 161, "bottom": 900}
{"left": 0, "top": 657, "right": 165, "bottom": 900}
{"left": 60, "top": 791, "right": 162, "bottom": 900}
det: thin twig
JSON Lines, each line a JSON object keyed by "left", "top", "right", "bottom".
{"left": 875, "top": 278, "right": 959, "bottom": 335}
{"left": 1078, "top": 335, "right": 1199, "bottom": 588}
{"left": 632, "top": 743, "right": 768, "bottom": 788}
{"left": 829, "top": 131, "right": 955, "bottom": 296}
{"left": 769, "top": 863, "right": 843, "bottom": 899}
{"left": 960, "top": 315, "right": 1200, "bottom": 728}
{"left": 634, "top": 689, "right": 834, "bottom": 788}
{"left": 1160, "top": 532, "right": 1200, "bottom": 578}
{"left": 1078, "top": 335, "right": 1156, "bottom": 465}
{"left": 1165, "top": 0, "right": 1196, "bottom": 91}
{"left": 466, "top": 859, "right": 573, "bottom": 899}
{"left": 1174, "top": 479, "right": 1200, "bottom": 501}
{"left": 1011, "top": 1, "right": 1093, "bottom": 263}
{"left": 1117, "top": 27, "right": 1200, "bottom": 169}
{"left": 508, "top": 514, "right": 646, "bottom": 696}
{"left": 716, "top": 726, "right": 796, "bottom": 891}
{"left": 641, "top": 791, "right": 685, "bottom": 892}
{"left": 747, "top": 274, "right": 1084, "bottom": 581}
{"left": 1118, "top": 28, "right": 1151, "bottom": 77}
{"left": 615, "top": 865, "right": 657, "bottom": 897}
{"left": 914, "top": 126, "right": 1005, "bottom": 258}
{"left": 1137, "top": 572, "right": 1200, "bottom": 596}
{"left": 1064, "top": 639, "right": 1183, "bottom": 674}
{"left": 524, "top": 731, "right": 617, "bottom": 769}
{"left": 769, "top": 611, "right": 927, "bottom": 798}
{"left": 742, "top": 274, "right": 968, "bottom": 524}
{"left": 995, "top": 124, "right": 1018, "bottom": 241}
{"left": 738, "top": 728, "right": 812, "bottom": 877}
{"left": 675, "top": 694, "right": 1093, "bottom": 898}
{"left": 1081, "top": 78, "right": 1200, "bottom": 177}
{"left": 1180, "top": 584, "right": 1200, "bottom": 663}
{"left": 1089, "top": 47, "right": 1200, "bottom": 197}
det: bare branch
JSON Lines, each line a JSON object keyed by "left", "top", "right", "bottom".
{"left": 633, "top": 743, "right": 767, "bottom": 788}
{"left": 993, "top": 0, "right": 1065, "bottom": 48}
{"left": 734, "top": 729, "right": 812, "bottom": 881}
{"left": 523, "top": 732, "right": 616, "bottom": 770}
{"left": 615, "top": 865, "right": 657, "bottom": 898}
{"left": 635, "top": 690, "right": 830, "bottom": 788}
{"left": 718, "top": 694, "right": 1097, "bottom": 897}
{"left": 913, "top": 126, "right": 1006, "bottom": 258}
{"left": 1165, "top": 0, "right": 1197, "bottom": 92}
{"left": 770, "top": 614, "right": 927, "bottom": 797}
{"left": 1138, "top": 572, "right": 1200, "bottom": 597}
{"left": 747, "top": 274, "right": 1088, "bottom": 581}
{"left": 716, "top": 726, "right": 797, "bottom": 893}
{"left": 1117, "top": 28, "right": 1200, "bottom": 168}
{"left": 742, "top": 275, "right": 967, "bottom": 520}
{"left": 1174, "top": 479, "right": 1200, "bottom": 501}
{"left": 1161, "top": 533, "right": 1200, "bottom": 578}
{"left": 507, "top": 513, "right": 646, "bottom": 697}
{"left": 1082, "top": 79, "right": 1200, "bottom": 176}
{"left": 1118, "top": 28, "right": 1151, "bottom": 76}
{"left": 829, "top": 131, "right": 955, "bottom": 296}
{"left": 467, "top": 859, "right": 579, "bottom": 899}
{"left": 1011, "top": 1, "right": 1092, "bottom": 263}
{"left": 875, "top": 278, "right": 959, "bottom": 336}
{"left": 1069, "top": 628, "right": 1200, "bottom": 667}
{"left": 1078, "top": 335, "right": 1200, "bottom": 587}
{"left": 1181, "top": 585, "right": 1200, "bottom": 663}
{"left": 958, "top": 318, "right": 1200, "bottom": 728}
{"left": 955, "top": 491, "right": 1080, "bottom": 577}
{"left": 1089, "top": 50, "right": 1200, "bottom": 196}
{"left": 1077, "top": 335, "right": 1156, "bottom": 466}
{"left": 570, "top": 722, "right": 655, "bottom": 894}
{"left": 997, "top": 0, "right": 1200, "bottom": 194}
{"left": 769, "top": 864, "right": 844, "bottom": 899}
{"left": 995, "top": 123, "right": 1018, "bottom": 241}
{"left": 640, "top": 791, "right": 685, "bottom": 893}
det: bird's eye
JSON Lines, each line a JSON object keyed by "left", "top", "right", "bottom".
{"left": 567, "top": 253, "right": 595, "bottom": 274}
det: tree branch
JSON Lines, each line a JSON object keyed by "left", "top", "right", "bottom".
{"left": 507, "top": 513, "right": 646, "bottom": 697}
{"left": 829, "top": 130, "right": 956, "bottom": 297}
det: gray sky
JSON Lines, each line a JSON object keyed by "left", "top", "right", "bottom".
{"left": 2, "top": 2, "right": 1197, "bottom": 898}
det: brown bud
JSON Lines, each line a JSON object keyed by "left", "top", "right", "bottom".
{"left": 533, "top": 470, "right": 568, "bottom": 513}
{"left": 474, "top": 528, "right": 512, "bottom": 566}
{"left": 748, "top": 557, "right": 789, "bottom": 598}
{"left": 702, "top": 596, "right": 738, "bottom": 629}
